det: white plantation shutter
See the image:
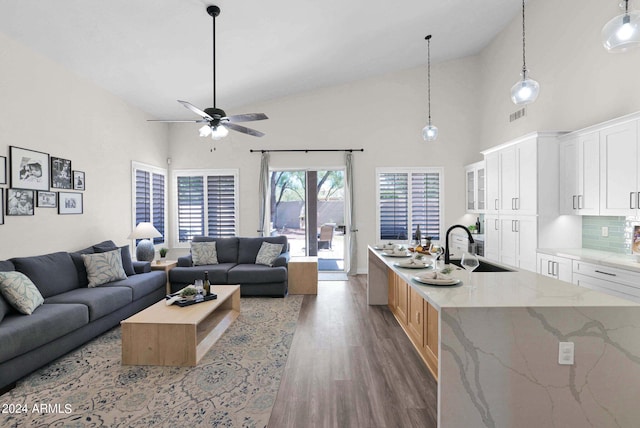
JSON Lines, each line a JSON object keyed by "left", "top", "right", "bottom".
{"left": 133, "top": 163, "right": 166, "bottom": 245}
{"left": 152, "top": 173, "right": 165, "bottom": 244}
{"left": 377, "top": 168, "right": 442, "bottom": 242}
{"left": 207, "top": 175, "right": 236, "bottom": 237}
{"left": 177, "top": 176, "right": 205, "bottom": 242}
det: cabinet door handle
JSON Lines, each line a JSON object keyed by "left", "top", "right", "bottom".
{"left": 516, "top": 198, "right": 520, "bottom": 210}
{"left": 547, "top": 260, "right": 552, "bottom": 275}
{"left": 495, "top": 219, "right": 499, "bottom": 230}
{"left": 595, "top": 270, "right": 616, "bottom": 277}
{"left": 495, "top": 199, "right": 499, "bottom": 210}
{"left": 511, "top": 198, "right": 515, "bottom": 210}
{"left": 572, "top": 195, "right": 577, "bottom": 210}
{"left": 631, "top": 192, "right": 636, "bottom": 209}
{"left": 553, "top": 261, "right": 558, "bottom": 277}
{"left": 578, "top": 195, "right": 583, "bottom": 210}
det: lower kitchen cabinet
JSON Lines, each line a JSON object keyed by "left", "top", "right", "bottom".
{"left": 536, "top": 252, "right": 572, "bottom": 282}
{"left": 388, "top": 269, "right": 438, "bottom": 380}
{"left": 573, "top": 260, "right": 640, "bottom": 303}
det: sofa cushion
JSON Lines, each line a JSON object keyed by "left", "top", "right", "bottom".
{"left": 94, "top": 243, "right": 136, "bottom": 276}
{"left": 105, "top": 271, "right": 166, "bottom": 300}
{"left": 191, "top": 241, "right": 219, "bottom": 266}
{"left": 0, "top": 303, "right": 88, "bottom": 363}
{"left": 82, "top": 249, "right": 127, "bottom": 287}
{"left": 193, "top": 236, "right": 239, "bottom": 264}
{"left": 0, "top": 260, "right": 15, "bottom": 272}
{"left": 228, "top": 264, "right": 288, "bottom": 284}
{"left": 44, "top": 286, "right": 132, "bottom": 321}
{"left": 0, "top": 271, "right": 45, "bottom": 315}
{"left": 169, "top": 264, "right": 236, "bottom": 286}
{"left": 11, "top": 252, "right": 80, "bottom": 298}
{"left": 238, "top": 236, "right": 288, "bottom": 264}
{"left": 255, "top": 242, "right": 284, "bottom": 266}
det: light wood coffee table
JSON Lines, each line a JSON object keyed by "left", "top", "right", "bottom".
{"left": 121, "top": 285, "right": 240, "bottom": 366}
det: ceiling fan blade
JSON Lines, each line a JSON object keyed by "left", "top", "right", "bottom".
{"left": 225, "top": 122, "right": 265, "bottom": 137}
{"left": 226, "top": 113, "right": 269, "bottom": 123}
{"left": 147, "top": 119, "right": 209, "bottom": 123}
{"left": 178, "top": 100, "right": 213, "bottom": 120}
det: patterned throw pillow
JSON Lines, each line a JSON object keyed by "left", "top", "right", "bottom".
{"left": 255, "top": 242, "right": 283, "bottom": 266}
{"left": 191, "top": 241, "right": 219, "bottom": 266}
{"left": 0, "top": 271, "right": 45, "bottom": 315}
{"left": 81, "top": 249, "right": 127, "bottom": 287}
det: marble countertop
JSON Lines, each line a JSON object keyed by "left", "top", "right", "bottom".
{"left": 369, "top": 246, "right": 638, "bottom": 311}
{"left": 537, "top": 247, "right": 640, "bottom": 273}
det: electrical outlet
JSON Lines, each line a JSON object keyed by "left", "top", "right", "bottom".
{"left": 601, "top": 226, "right": 609, "bottom": 237}
{"left": 558, "top": 342, "right": 574, "bottom": 365}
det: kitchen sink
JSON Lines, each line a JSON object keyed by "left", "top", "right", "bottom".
{"left": 449, "top": 259, "right": 514, "bottom": 272}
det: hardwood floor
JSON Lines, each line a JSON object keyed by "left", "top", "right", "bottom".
{"left": 269, "top": 275, "right": 437, "bottom": 427}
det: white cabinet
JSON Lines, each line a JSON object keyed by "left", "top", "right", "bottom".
{"left": 536, "top": 253, "right": 572, "bottom": 282}
{"left": 465, "top": 161, "right": 485, "bottom": 213}
{"left": 485, "top": 152, "right": 500, "bottom": 214}
{"left": 559, "top": 132, "right": 600, "bottom": 215}
{"left": 573, "top": 260, "right": 640, "bottom": 303}
{"left": 484, "top": 215, "right": 500, "bottom": 262}
{"left": 497, "top": 139, "right": 537, "bottom": 215}
{"left": 498, "top": 215, "right": 537, "bottom": 272}
{"left": 599, "top": 120, "right": 640, "bottom": 216}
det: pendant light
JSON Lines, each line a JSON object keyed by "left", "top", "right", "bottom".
{"left": 602, "top": 0, "right": 640, "bottom": 52}
{"left": 422, "top": 35, "right": 438, "bottom": 142}
{"left": 510, "top": 0, "right": 539, "bottom": 105}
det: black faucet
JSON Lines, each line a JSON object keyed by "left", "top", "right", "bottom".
{"left": 444, "top": 224, "right": 475, "bottom": 265}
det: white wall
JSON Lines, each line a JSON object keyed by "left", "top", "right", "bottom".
{"left": 0, "top": 32, "right": 168, "bottom": 259}
{"left": 168, "top": 55, "right": 482, "bottom": 272}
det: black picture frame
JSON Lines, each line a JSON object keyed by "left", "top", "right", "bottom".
{"left": 9, "top": 146, "right": 50, "bottom": 191}
{"left": 37, "top": 191, "right": 57, "bottom": 208}
{"left": 0, "top": 156, "right": 6, "bottom": 185}
{"left": 58, "top": 192, "right": 83, "bottom": 215}
{"left": 0, "top": 189, "right": 4, "bottom": 225}
{"left": 73, "top": 170, "right": 85, "bottom": 191}
{"left": 51, "top": 157, "right": 72, "bottom": 189}
{"left": 6, "top": 188, "right": 35, "bottom": 216}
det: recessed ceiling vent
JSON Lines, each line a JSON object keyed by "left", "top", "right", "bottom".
{"left": 509, "top": 107, "right": 527, "bottom": 122}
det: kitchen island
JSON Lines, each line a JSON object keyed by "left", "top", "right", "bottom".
{"left": 368, "top": 246, "right": 640, "bottom": 428}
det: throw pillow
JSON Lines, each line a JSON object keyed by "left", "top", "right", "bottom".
{"left": 81, "top": 249, "right": 127, "bottom": 287}
{"left": 255, "top": 242, "right": 284, "bottom": 266}
{"left": 93, "top": 244, "right": 136, "bottom": 277}
{"left": 191, "top": 241, "right": 219, "bottom": 266}
{"left": 0, "top": 271, "right": 45, "bottom": 315}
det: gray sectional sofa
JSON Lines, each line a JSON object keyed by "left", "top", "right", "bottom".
{"left": 0, "top": 240, "right": 166, "bottom": 393}
{"left": 169, "top": 236, "right": 289, "bottom": 297}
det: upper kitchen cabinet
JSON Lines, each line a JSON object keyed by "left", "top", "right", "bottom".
{"left": 482, "top": 132, "right": 563, "bottom": 217}
{"left": 465, "top": 161, "right": 485, "bottom": 213}
{"left": 559, "top": 132, "right": 600, "bottom": 215}
{"left": 600, "top": 120, "right": 640, "bottom": 216}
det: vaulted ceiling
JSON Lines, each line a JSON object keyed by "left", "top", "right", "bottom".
{"left": 0, "top": 0, "right": 526, "bottom": 119}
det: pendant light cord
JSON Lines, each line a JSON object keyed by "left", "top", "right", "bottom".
{"left": 212, "top": 11, "right": 216, "bottom": 108}
{"left": 426, "top": 34, "right": 432, "bottom": 123}
{"left": 521, "top": 0, "right": 527, "bottom": 74}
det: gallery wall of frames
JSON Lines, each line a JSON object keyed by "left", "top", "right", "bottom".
{"left": 0, "top": 146, "right": 86, "bottom": 225}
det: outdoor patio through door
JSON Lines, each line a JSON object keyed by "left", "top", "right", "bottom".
{"left": 270, "top": 169, "right": 345, "bottom": 272}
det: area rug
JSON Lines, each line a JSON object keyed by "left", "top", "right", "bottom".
{"left": 4, "top": 295, "right": 303, "bottom": 428}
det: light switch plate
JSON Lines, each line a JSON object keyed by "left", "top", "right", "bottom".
{"left": 559, "top": 342, "right": 574, "bottom": 365}
{"left": 601, "top": 226, "right": 609, "bottom": 237}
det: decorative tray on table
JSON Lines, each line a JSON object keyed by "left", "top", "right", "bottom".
{"left": 165, "top": 292, "right": 218, "bottom": 307}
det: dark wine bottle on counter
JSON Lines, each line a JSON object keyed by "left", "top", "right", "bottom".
{"left": 475, "top": 217, "right": 481, "bottom": 234}
{"left": 203, "top": 271, "right": 210, "bottom": 296}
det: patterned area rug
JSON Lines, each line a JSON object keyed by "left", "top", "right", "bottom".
{"left": 4, "top": 296, "right": 303, "bottom": 427}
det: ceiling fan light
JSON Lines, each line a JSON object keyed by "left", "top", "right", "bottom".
{"left": 211, "top": 125, "right": 229, "bottom": 140}
{"left": 199, "top": 125, "right": 213, "bottom": 137}
{"left": 602, "top": 10, "right": 640, "bottom": 52}
{"left": 510, "top": 72, "right": 540, "bottom": 105}
{"left": 422, "top": 123, "right": 438, "bottom": 142}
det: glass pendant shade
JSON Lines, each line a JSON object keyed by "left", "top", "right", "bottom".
{"left": 602, "top": 10, "right": 640, "bottom": 52}
{"left": 422, "top": 123, "right": 438, "bottom": 141}
{"left": 199, "top": 125, "right": 213, "bottom": 137}
{"left": 211, "top": 125, "right": 229, "bottom": 140}
{"left": 510, "top": 71, "right": 540, "bottom": 105}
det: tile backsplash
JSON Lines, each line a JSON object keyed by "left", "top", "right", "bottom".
{"left": 582, "top": 216, "right": 627, "bottom": 254}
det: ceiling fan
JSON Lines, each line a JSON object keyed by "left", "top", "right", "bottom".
{"left": 149, "top": 5, "right": 268, "bottom": 139}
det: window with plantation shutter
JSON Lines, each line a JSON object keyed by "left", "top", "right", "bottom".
{"left": 377, "top": 168, "right": 443, "bottom": 242}
{"left": 132, "top": 162, "right": 167, "bottom": 245}
{"left": 174, "top": 170, "right": 238, "bottom": 244}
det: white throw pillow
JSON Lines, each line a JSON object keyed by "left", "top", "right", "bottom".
{"left": 191, "top": 241, "right": 219, "bottom": 265}
{"left": 81, "top": 249, "right": 127, "bottom": 287}
{"left": 255, "top": 242, "right": 283, "bottom": 266}
{"left": 0, "top": 271, "right": 44, "bottom": 315}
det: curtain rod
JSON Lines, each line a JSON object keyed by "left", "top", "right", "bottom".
{"left": 250, "top": 149, "right": 364, "bottom": 153}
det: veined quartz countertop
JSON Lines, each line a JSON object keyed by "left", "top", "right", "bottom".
{"left": 537, "top": 247, "right": 640, "bottom": 273}
{"left": 369, "top": 246, "right": 638, "bottom": 311}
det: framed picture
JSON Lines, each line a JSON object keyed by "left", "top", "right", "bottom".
{"left": 6, "top": 189, "right": 35, "bottom": 216}
{"left": 37, "top": 191, "right": 57, "bottom": 208}
{"left": 58, "top": 192, "right": 83, "bottom": 215}
{"left": 0, "top": 156, "right": 6, "bottom": 185}
{"left": 0, "top": 189, "right": 3, "bottom": 225}
{"left": 51, "top": 157, "right": 72, "bottom": 189}
{"left": 9, "top": 146, "right": 50, "bottom": 191}
{"left": 73, "top": 170, "right": 85, "bottom": 191}
{"left": 633, "top": 225, "right": 640, "bottom": 255}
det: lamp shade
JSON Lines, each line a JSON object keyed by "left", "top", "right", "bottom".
{"left": 128, "top": 222, "right": 162, "bottom": 240}
{"left": 602, "top": 10, "right": 640, "bottom": 52}
{"left": 510, "top": 72, "right": 540, "bottom": 105}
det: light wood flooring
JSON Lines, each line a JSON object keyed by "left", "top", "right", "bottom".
{"left": 269, "top": 275, "right": 437, "bottom": 427}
